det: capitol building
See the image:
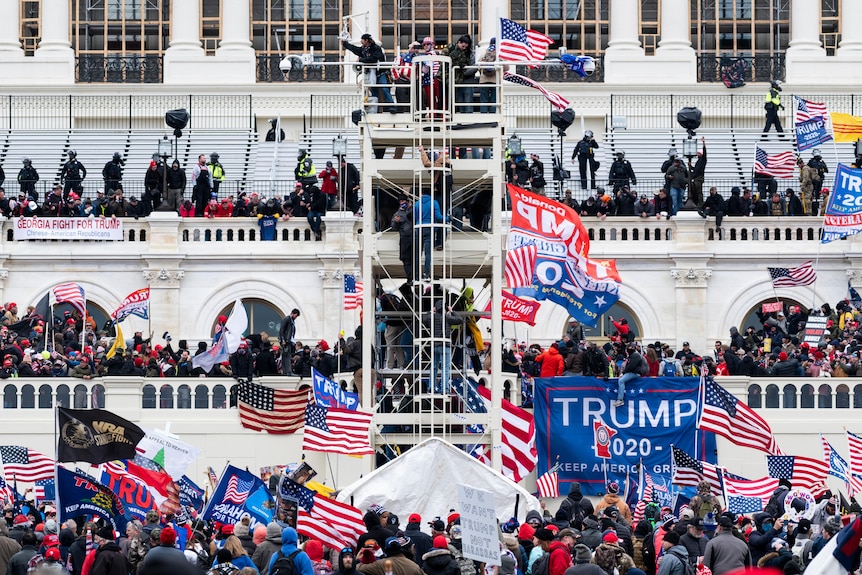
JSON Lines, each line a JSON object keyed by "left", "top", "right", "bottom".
{"left": 0, "top": 0, "right": 861, "bottom": 498}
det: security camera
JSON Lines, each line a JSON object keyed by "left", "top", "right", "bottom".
{"left": 279, "top": 57, "right": 292, "bottom": 73}
{"left": 582, "top": 57, "right": 596, "bottom": 76}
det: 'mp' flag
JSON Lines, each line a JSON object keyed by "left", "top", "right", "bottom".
{"left": 56, "top": 466, "right": 130, "bottom": 532}
{"left": 57, "top": 407, "right": 145, "bottom": 465}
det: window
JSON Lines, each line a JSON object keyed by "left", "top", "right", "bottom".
{"left": 511, "top": 0, "right": 606, "bottom": 58}
{"left": 818, "top": 384, "right": 832, "bottom": 408}
{"left": 836, "top": 384, "right": 850, "bottom": 408}
{"left": 765, "top": 384, "right": 779, "bottom": 408}
{"left": 212, "top": 384, "right": 227, "bottom": 408}
{"left": 738, "top": 300, "right": 807, "bottom": 340}
{"left": 801, "top": 384, "right": 815, "bottom": 409}
{"left": 854, "top": 385, "right": 862, "bottom": 408}
{"left": 3, "top": 384, "right": 17, "bottom": 408}
{"left": 38, "top": 385, "right": 52, "bottom": 408}
{"left": 74, "top": 384, "right": 88, "bottom": 408}
{"left": 56, "top": 384, "right": 70, "bottom": 408}
{"left": 142, "top": 384, "right": 157, "bottom": 409}
{"left": 21, "top": 385, "right": 35, "bottom": 408}
{"left": 160, "top": 384, "right": 174, "bottom": 408}
{"left": 213, "top": 299, "right": 284, "bottom": 340}
{"left": 178, "top": 385, "right": 192, "bottom": 409}
{"left": 195, "top": 384, "right": 210, "bottom": 409}
{"left": 782, "top": 384, "right": 796, "bottom": 408}
{"left": 747, "top": 384, "right": 761, "bottom": 408}
{"left": 92, "top": 384, "right": 106, "bottom": 408}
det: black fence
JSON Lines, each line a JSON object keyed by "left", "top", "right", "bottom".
{"left": 697, "top": 53, "right": 785, "bottom": 84}
{"left": 76, "top": 55, "right": 163, "bottom": 84}
{"left": 256, "top": 55, "right": 345, "bottom": 83}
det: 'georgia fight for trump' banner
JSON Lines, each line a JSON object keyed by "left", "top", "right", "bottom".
{"left": 507, "top": 185, "right": 621, "bottom": 327}
{"left": 533, "top": 376, "right": 716, "bottom": 496}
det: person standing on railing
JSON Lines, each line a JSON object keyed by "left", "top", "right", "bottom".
{"left": 60, "top": 150, "right": 86, "bottom": 200}
{"left": 690, "top": 137, "right": 707, "bottom": 207}
{"left": 279, "top": 308, "right": 301, "bottom": 376}
{"left": 665, "top": 156, "right": 688, "bottom": 216}
{"left": 18, "top": 157, "right": 39, "bottom": 201}
{"left": 443, "top": 34, "right": 476, "bottom": 117}
{"left": 102, "top": 152, "right": 123, "bottom": 195}
{"left": 342, "top": 33, "right": 396, "bottom": 114}
{"left": 763, "top": 80, "right": 784, "bottom": 135}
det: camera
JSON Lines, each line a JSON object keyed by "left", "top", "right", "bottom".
{"left": 582, "top": 57, "right": 596, "bottom": 76}
{"left": 279, "top": 57, "right": 294, "bottom": 73}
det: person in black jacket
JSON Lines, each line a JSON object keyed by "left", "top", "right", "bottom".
{"left": 230, "top": 341, "right": 254, "bottom": 381}
{"left": 404, "top": 515, "right": 433, "bottom": 567}
{"left": 356, "top": 508, "right": 395, "bottom": 551}
{"left": 391, "top": 197, "right": 414, "bottom": 280}
{"left": 725, "top": 186, "right": 744, "bottom": 216}
{"left": 748, "top": 513, "right": 784, "bottom": 566}
{"left": 556, "top": 483, "right": 594, "bottom": 529}
{"left": 608, "top": 151, "right": 637, "bottom": 192}
{"left": 690, "top": 137, "right": 707, "bottom": 206}
{"left": 701, "top": 186, "right": 726, "bottom": 227}
{"left": 303, "top": 185, "right": 327, "bottom": 241}
{"left": 164, "top": 160, "right": 186, "bottom": 212}
{"left": 18, "top": 158, "right": 39, "bottom": 200}
{"left": 102, "top": 152, "right": 123, "bottom": 194}
{"left": 61, "top": 150, "right": 87, "bottom": 199}
{"left": 342, "top": 34, "right": 396, "bottom": 113}
{"left": 421, "top": 536, "right": 460, "bottom": 575}
{"left": 572, "top": 131, "right": 600, "bottom": 190}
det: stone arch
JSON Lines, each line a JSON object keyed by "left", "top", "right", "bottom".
{"left": 716, "top": 282, "right": 830, "bottom": 339}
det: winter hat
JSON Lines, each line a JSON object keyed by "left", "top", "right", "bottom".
{"left": 433, "top": 535, "right": 448, "bottom": 549}
{"left": 574, "top": 544, "right": 592, "bottom": 564}
{"left": 160, "top": 527, "right": 177, "bottom": 546}
{"left": 602, "top": 532, "right": 619, "bottom": 544}
{"left": 13, "top": 515, "right": 29, "bottom": 526}
{"left": 408, "top": 513, "right": 422, "bottom": 524}
{"left": 663, "top": 531, "right": 680, "bottom": 546}
{"left": 368, "top": 504, "right": 387, "bottom": 517}
{"left": 253, "top": 524, "right": 267, "bottom": 545}
{"left": 266, "top": 521, "right": 283, "bottom": 541}
{"left": 518, "top": 523, "right": 535, "bottom": 541}
{"left": 217, "top": 548, "right": 233, "bottom": 564}
{"left": 233, "top": 521, "right": 249, "bottom": 538}
{"left": 500, "top": 552, "right": 516, "bottom": 575}
{"left": 221, "top": 524, "right": 234, "bottom": 536}
{"left": 779, "top": 351, "right": 788, "bottom": 361}
{"left": 680, "top": 507, "right": 695, "bottom": 521}
{"left": 606, "top": 481, "right": 619, "bottom": 494}
{"left": 306, "top": 539, "right": 324, "bottom": 561}
{"left": 534, "top": 528, "right": 555, "bottom": 542}
{"left": 97, "top": 525, "right": 115, "bottom": 540}
{"left": 824, "top": 517, "right": 843, "bottom": 534}
{"left": 447, "top": 512, "right": 460, "bottom": 525}
{"left": 662, "top": 514, "right": 677, "bottom": 529}
{"left": 796, "top": 518, "right": 811, "bottom": 535}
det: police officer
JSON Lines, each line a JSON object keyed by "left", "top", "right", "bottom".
{"left": 529, "top": 153, "right": 546, "bottom": 196}
{"left": 295, "top": 149, "right": 317, "bottom": 189}
{"left": 572, "top": 130, "right": 599, "bottom": 190}
{"left": 608, "top": 150, "right": 637, "bottom": 191}
{"left": 265, "top": 119, "right": 285, "bottom": 142}
{"left": 18, "top": 157, "right": 39, "bottom": 200}
{"left": 808, "top": 148, "right": 828, "bottom": 215}
{"left": 102, "top": 152, "right": 123, "bottom": 194}
{"left": 208, "top": 152, "right": 225, "bottom": 195}
{"left": 61, "top": 150, "right": 87, "bottom": 199}
{"left": 763, "top": 80, "right": 784, "bottom": 134}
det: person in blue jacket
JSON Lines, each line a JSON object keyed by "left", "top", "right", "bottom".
{"left": 268, "top": 527, "right": 314, "bottom": 575}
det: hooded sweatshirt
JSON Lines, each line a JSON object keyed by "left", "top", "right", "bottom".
{"left": 252, "top": 522, "right": 284, "bottom": 575}
{"left": 334, "top": 548, "right": 359, "bottom": 575}
{"left": 268, "top": 527, "right": 314, "bottom": 575}
{"left": 556, "top": 483, "right": 594, "bottom": 528}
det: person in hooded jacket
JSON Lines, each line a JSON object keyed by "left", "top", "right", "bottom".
{"left": 233, "top": 519, "right": 257, "bottom": 558}
{"left": 748, "top": 513, "right": 783, "bottom": 567}
{"left": 252, "top": 522, "right": 284, "bottom": 575}
{"left": 230, "top": 341, "right": 254, "bottom": 381}
{"left": 268, "top": 527, "right": 313, "bottom": 575}
{"left": 404, "top": 516, "right": 433, "bottom": 568}
{"left": 537, "top": 343, "right": 565, "bottom": 377}
{"left": 305, "top": 539, "right": 332, "bottom": 575}
{"left": 357, "top": 508, "right": 396, "bottom": 552}
{"left": 594, "top": 483, "right": 632, "bottom": 523}
{"left": 421, "top": 536, "right": 460, "bottom": 575}
{"left": 578, "top": 517, "right": 603, "bottom": 552}
{"left": 333, "top": 547, "right": 359, "bottom": 575}
{"left": 557, "top": 483, "right": 595, "bottom": 530}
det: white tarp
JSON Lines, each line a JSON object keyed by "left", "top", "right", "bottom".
{"left": 336, "top": 437, "right": 541, "bottom": 524}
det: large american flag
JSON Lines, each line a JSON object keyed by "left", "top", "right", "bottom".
{"left": 722, "top": 471, "right": 778, "bottom": 514}
{"left": 53, "top": 282, "right": 86, "bottom": 316}
{"left": 754, "top": 146, "right": 797, "bottom": 179}
{"left": 847, "top": 431, "right": 862, "bottom": 481}
{"left": 671, "top": 446, "right": 723, "bottom": 496}
{"left": 767, "top": 454, "right": 830, "bottom": 493}
{"left": 297, "top": 492, "right": 366, "bottom": 549}
{"left": 795, "top": 97, "right": 829, "bottom": 124}
{"left": 0, "top": 446, "right": 55, "bottom": 483}
{"left": 343, "top": 274, "right": 363, "bottom": 311}
{"left": 498, "top": 18, "right": 553, "bottom": 63}
{"left": 237, "top": 381, "right": 307, "bottom": 434}
{"left": 536, "top": 468, "right": 559, "bottom": 498}
{"left": 698, "top": 377, "right": 784, "bottom": 455}
{"left": 224, "top": 474, "right": 254, "bottom": 505}
{"left": 476, "top": 384, "right": 537, "bottom": 482}
{"left": 505, "top": 243, "right": 537, "bottom": 288}
{"left": 503, "top": 72, "right": 570, "bottom": 112}
{"left": 767, "top": 261, "right": 817, "bottom": 288}
{"left": 303, "top": 403, "right": 374, "bottom": 456}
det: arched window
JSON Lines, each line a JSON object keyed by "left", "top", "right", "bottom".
{"left": 3, "top": 384, "right": 17, "bottom": 408}
{"left": 92, "top": 384, "right": 106, "bottom": 408}
{"left": 782, "top": 384, "right": 797, "bottom": 408}
{"left": 738, "top": 300, "right": 808, "bottom": 338}
{"left": 142, "top": 384, "right": 157, "bottom": 409}
{"left": 213, "top": 299, "right": 284, "bottom": 341}
{"left": 74, "top": 385, "right": 88, "bottom": 408}
{"left": 160, "top": 385, "right": 174, "bottom": 409}
{"left": 818, "top": 384, "right": 833, "bottom": 408}
{"left": 765, "top": 384, "right": 780, "bottom": 408}
{"left": 53, "top": 301, "right": 111, "bottom": 339}
{"left": 212, "top": 385, "right": 227, "bottom": 409}
{"left": 747, "top": 384, "right": 762, "bottom": 408}
{"left": 21, "top": 385, "right": 35, "bottom": 408}
{"left": 855, "top": 385, "right": 862, "bottom": 408}
{"left": 836, "top": 384, "right": 850, "bottom": 408}
{"left": 39, "top": 385, "right": 53, "bottom": 408}
{"left": 801, "top": 384, "right": 815, "bottom": 409}
{"left": 195, "top": 385, "right": 209, "bottom": 409}
{"left": 563, "top": 302, "right": 642, "bottom": 342}
{"left": 56, "top": 385, "right": 71, "bottom": 408}
{"left": 178, "top": 385, "right": 192, "bottom": 409}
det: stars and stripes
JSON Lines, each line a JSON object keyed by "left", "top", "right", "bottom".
{"left": 505, "top": 244, "right": 537, "bottom": 288}
{"left": 0, "top": 446, "right": 55, "bottom": 483}
{"left": 722, "top": 471, "right": 778, "bottom": 514}
{"left": 498, "top": 18, "right": 553, "bottom": 63}
{"left": 821, "top": 435, "right": 862, "bottom": 496}
{"left": 698, "top": 377, "right": 784, "bottom": 455}
{"left": 476, "top": 385, "right": 537, "bottom": 482}
{"left": 847, "top": 431, "right": 862, "bottom": 482}
{"left": 503, "top": 72, "right": 570, "bottom": 112}
{"left": 671, "top": 446, "right": 723, "bottom": 497}
{"left": 237, "top": 381, "right": 308, "bottom": 434}
{"left": 224, "top": 474, "right": 254, "bottom": 505}
{"left": 279, "top": 477, "right": 316, "bottom": 511}
{"left": 536, "top": 469, "right": 559, "bottom": 498}
{"left": 754, "top": 146, "right": 797, "bottom": 179}
{"left": 795, "top": 97, "right": 829, "bottom": 124}
{"left": 302, "top": 403, "right": 374, "bottom": 456}
{"left": 52, "top": 282, "right": 86, "bottom": 316}
{"left": 768, "top": 261, "right": 817, "bottom": 288}
{"left": 0, "top": 476, "right": 15, "bottom": 504}
{"left": 297, "top": 492, "right": 366, "bottom": 549}
{"left": 344, "top": 274, "right": 364, "bottom": 310}
{"left": 767, "top": 454, "right": 830, "bottom": 493}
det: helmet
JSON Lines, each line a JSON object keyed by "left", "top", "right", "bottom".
{"left": 211, "top": 152, "right": 219, "bottom": 160}
{"left": 812, "top": 148, "right": 821, "bottom": 157}
{"left": 584, "top": 130, "right": 593, "bottom": 138}
{"left": 297, "top": 149, "right": 307, "bottom": 160}
{"left": 771, "top": 80, "right": 782, "bottom": 91}
{"left": 113, "top": 152, "right": 121, "bottom": 161}
{"left": 22, "top": 157, "right": 30, "bottom": 164}
{"left": 667, "top": 148, "right": 678, "bottom": 158}
{"left": 616, "top": 150, "right": 625, "bottom": 158}
{"left": 68, "top": 149, "right": 77, "bottom": 158}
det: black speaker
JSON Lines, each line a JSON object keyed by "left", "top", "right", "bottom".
{"left": 676, "top": 107, "right": 702, "bottom": 137}
{"left": 165, "top": 108, "right": 190, "bottom": 138}
{"left": 351, "top": 109, "right": 364, "bottom": 126}
{"left": 551, "top": 108, "right": 575, "bottom": 134}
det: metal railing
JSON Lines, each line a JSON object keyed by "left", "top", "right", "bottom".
{"left": 76, "top": 54, "right": 163, "bottom": 84}
{"left": 256, "top": 55, "right": 345, "bottom": 83}
{"left": 514, "top": 55, "right": 605, "bottom": 83}
{"left": 697, "top": 53, "right": 785, "bottom": 84}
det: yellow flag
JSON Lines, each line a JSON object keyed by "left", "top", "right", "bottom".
{"left": 831, "top": 112, "right": 862, "bottom": 143}
{"left": 105, "top": 322, "right": 124, "bottom": 359}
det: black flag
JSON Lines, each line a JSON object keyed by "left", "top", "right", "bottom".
{"left": 57, "top": 407, "right": 145, "bottom": 464}
{"left": 6, "top": 293, "right": 50, "bottom": 335}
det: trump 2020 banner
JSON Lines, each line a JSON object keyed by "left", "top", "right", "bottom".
{"left": 795, "top": 116, "right": 833, "bottom": 152}
{"left": 823, "top": 164, "right": 862, "bottom": 243}
{"left": 507, "top": 185, "right": 620, "bottom": 327}
{"left": 533, "top": 376, "right": 716, "bottom": 496}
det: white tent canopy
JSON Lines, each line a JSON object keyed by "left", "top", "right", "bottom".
{"left": 336, "top": 437, "right": 542, "bottom": 527}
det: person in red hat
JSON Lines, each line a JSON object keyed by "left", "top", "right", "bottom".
{"left": 403, "top": 514, "right": 432, "bottom": 567}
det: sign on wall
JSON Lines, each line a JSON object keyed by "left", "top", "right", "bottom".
{"left": 14, "top": 217, "right": 124, "bottom": 240}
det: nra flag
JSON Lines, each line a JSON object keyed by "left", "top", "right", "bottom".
{"left": 111, "top": 287, "right": 150, "bottom": 322}
{"left": 508, "top": 185, "right": 620, "bottom": 328}
{"left": 823, "top": 164, "right": 862, "bottom": 243}
{"left": 57, "top": 407, "right": 145, "bottom": 464}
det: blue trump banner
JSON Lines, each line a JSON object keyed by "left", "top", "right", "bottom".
{"left": 534, "top": 376, "right": 715, "bottom": 496}
{"left": 202, "top": 464, "right": 273, "bottom": 528}
{"left": 795, "top": 116, "right": 833, "bottom": 152}
{"left": 312, "top": 368, "right": 359, "bottom": 410}
{"left": 57, "top": 466, "right": 129, "bottom": 531}
{"left": 178, "top": 475, "right": 204, "bottom": 511}
{"left": 100, "top": 466, "right": 157, "bottom": 520}
{"left": 823, "top": 164, "right": 862, "bottom": 243}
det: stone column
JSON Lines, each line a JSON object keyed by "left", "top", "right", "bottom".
{"left": 786, "top": 0, "right": 824, "bottom": 54}
{"left": 838, "top": 0, "right": 862, "bottom": 53}
{"left": 0, "top": 0, "right": 22, "bottom": 53}
{"left": 142, "top": 267, "right": 185, "bottom": 342}
{"left": 166, "top": 0, "right": 204, "bottom": 53}
{"left": 670, "top": 267, "right": 712, "bottom": 352}
{"left": 480, "top": 2, "right": 500, "bottom": 45}
{"left": 606, "top": 0, "right": 641, "bottom": 52}
{"left": 657, "top": 0, "right": 695, "bottom": 53}
{"left": 35, "top": 0, "right": 73, "bottom": 53}
{"left": 217, "top": 0, "right": 254, "bottom": 53}
{"left": 163, "top": 0, "right": 210, "bottom": 84}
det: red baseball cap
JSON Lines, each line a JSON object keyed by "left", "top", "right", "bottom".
{"left": 408, "top": 513, "right": 421, "bottom": 524}
{"left": 44, "top": 534, "right": 60, "bottom": 547}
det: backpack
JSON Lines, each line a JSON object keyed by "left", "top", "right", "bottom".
{"left": 530, "top": 552, "right": 550, "bottom": 575}
{"left": 567, "top": 502, "right": 586, "bottom": 529}
{"left": 668, "top": 550, "right": 696, "bottom": 575}
{"left": 662, "top": 360, "right": 677, "bottom": 377}
{"left": 194, "top": 548, "right": 212, "bottom": 571}
{"left": 272, "top": 549, "right": 302, "bottom": 575}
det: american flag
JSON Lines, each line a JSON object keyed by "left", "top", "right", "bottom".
{"left": 536, "top": 469, "right": 559, "bottom": 498}
{"left": 52, "top": 282, "right": 86, "bottom": 316}
{"left": 33, "top": 484, "right": 45, "bottom": 501}
{"left": 498, "top": 18, "right": 553, "bottom": 63}
{"left": 768, "top": 261, "right": 817, "bottom": 288}
{"left": 767, "top": 455, "right": 830, "bottom": 492}
{"left": 503, "top": 72, "right": 570, "bottom": 112}
{"left": 795, "top": 97, "right": 829, "bottom": 124}
{"left": 0, "top": 446, "right": 55, "bottom": 482}
{"left": 280, "top": 477, "right": 316, "bottom": 511}
{"left": 822, "top": 435, "right": 862, "bottom": 496}
{"left": 343, "top": 274, "right": 363, "bottom": 311}
{"left": 237, "top": 381, "right": 308, "bottom": 434}
{"left": 753, "top": 146, "right": 797, "bottom": 179}
{"left": 671, "top": 446, "right": 724, "bottom": 496}
{"left": 722, "top": 470, "right": 778, "bottom": 513}
{"left": 476, "top": 384, "right": 537, "bottom": 482}
{"left": 698, "top": 377, "right": 784, "bottom": 455}
{"left": 303, "top": 403, "right": 374, "bottom": 456}
{"left": 0, "top": 476, "right": 15, "bottom": 504}
{"left": 631, "top": 481, "right": 652, "bottom": 525}
{"left": 224, "top": 474, "right": 254, "bottom": 505}
{"left": 207, "top": 466, "right": 219, "bottom": 490}
{"left": 297, "top": 492, "right": 366, "bottom": 549}
{"left": 847, "top": 431, "right": 862, "bottom": 478}
{"left": 505, "top": 243, "right": 537, "bottom": 288}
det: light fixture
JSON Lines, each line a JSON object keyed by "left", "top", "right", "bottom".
{"left": 507, "top": 134, "right": 522, "bottom": 156}
{"left": 158, "top": 136, "right": 171, "bottom": 159}
{"left": 332, "top": 134, "right": 348, "bottom": 157}
{"left": 682, "top": 137, "right": 698, "bottom": 159}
